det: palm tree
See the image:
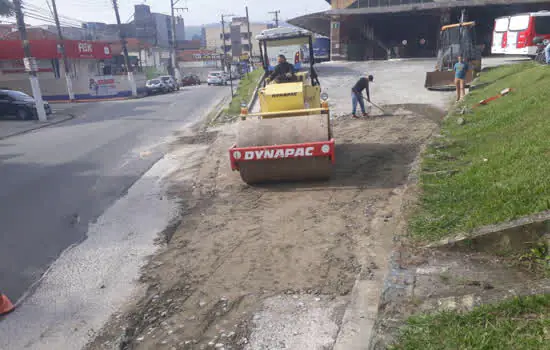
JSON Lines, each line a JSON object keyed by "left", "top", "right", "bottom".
{"left": 0, "top": 0, "right": 14, "bottom": 17}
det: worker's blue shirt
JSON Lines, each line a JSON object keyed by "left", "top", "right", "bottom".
{"left": 454, "top": 62, "right": 468, "bottom": 79}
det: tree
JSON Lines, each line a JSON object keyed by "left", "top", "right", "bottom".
{"left": 0, "top": 0, "right": 14, "bottom": 17}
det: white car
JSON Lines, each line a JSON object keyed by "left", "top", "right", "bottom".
{"left": 207, "top": 71, "right": 227, "bottom": 86}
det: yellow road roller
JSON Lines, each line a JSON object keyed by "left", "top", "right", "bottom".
{"left": 228, "top": 27, "right": 334, "bottom": 185}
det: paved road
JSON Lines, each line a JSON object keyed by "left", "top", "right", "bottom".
{"left": 0, "top": 85, "right": 229, "bottom": 302}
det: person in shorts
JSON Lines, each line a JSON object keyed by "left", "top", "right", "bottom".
{"left": 453, "top": 56, "right": 468, "bottom": 101}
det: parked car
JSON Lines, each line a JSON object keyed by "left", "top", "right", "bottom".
{"left": 207, "top": 71, "right": 227, "bottom": 86}
{"left": 159, "top": 75, "right": 178, "bottom": 91}
{"left": 0, "top": 89, "right": 52, "bottom": 120}
{"left": 181, "top": 74, "right": 201, "bottom": 86}
{"left": 146, "top": 79, "right": 169, "bottom": 94}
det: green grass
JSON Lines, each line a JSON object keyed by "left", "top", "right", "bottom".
{"left": 144, "top": 67, "right": 165, "bottom": 80}
{"left": 390, "top": 294, "right": 550, "bottom": 350}
{"left": 410, "top": 62, "right": 550, "bottom": 242}
{"left": 226, "top": 69, "right": 264, "bottom": 115}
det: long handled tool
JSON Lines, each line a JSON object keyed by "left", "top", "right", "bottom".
{"left": 363, "top": 96, "right": 387, "bottom": 114}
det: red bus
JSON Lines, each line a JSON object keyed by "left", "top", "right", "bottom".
{"left": 505, "top": 11, "right": 550, "bottom": 56}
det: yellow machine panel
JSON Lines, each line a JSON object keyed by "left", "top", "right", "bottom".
{"left": 303, "top": 85, "right": 321, "bottom": 109}
{"left": 259, "top": 82, "right": 304, "bottom": 113}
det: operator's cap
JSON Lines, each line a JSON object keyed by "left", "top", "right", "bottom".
{"left": 366, "top": 74, "right": 374, "bottom": 82}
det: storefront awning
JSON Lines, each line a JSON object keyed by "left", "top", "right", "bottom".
{"left": 0, "top": 40, "right": 112, "bottom": 60}
{"left": 287, "top": 11, "right": 331, "bottom": 37}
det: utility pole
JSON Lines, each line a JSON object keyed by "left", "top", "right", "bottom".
{"left": 13, "top": 0, "right": 47, "bottom": 121}
{"left": 170, "top": 0, "right": 187, "bottom": 85}
{"left": 269, "top": 10, "right": 280, "bottom": 28}
{"left": 50, "top": 0, "right": 75, "bottom": 101}
{"left": 112, "top": 0, "right": 137, "bottom": 97}
{"left": 221, "top": 14, "right": 235, "bottom": 97}
{"left": 245, "top": 6, "right": 253, "bottom": 73}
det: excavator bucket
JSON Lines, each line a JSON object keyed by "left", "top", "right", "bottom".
{"left": 424, "top": 69, "right": 475, "bottom": 91}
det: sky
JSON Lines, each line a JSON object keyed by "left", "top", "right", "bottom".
{"left": 15, "top": 0, "right": 330, "bottom": 28}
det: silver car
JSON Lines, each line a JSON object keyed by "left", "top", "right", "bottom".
{"left": 159, "top": 76, "right": 178, "bottom": 91}
{"left": 146, "top": 79, "right": 168, "bottom": 94}
{"left": 207, "top": 71, "right": 227, "bottom": 86}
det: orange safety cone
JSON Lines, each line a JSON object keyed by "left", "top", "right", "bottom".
{"left": 0, "top": 292, "right": 15, "bottom": 316}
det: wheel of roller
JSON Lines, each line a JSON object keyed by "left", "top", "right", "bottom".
{"left": 236, "top": 114, "right": 332, "bottom": 184}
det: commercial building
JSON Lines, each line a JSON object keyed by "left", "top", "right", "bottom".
{"left": 0, "top": 36, "right": 147, "bottom": 101}
{"left": 289, "top": 0, "right": 550, "bottom": 61}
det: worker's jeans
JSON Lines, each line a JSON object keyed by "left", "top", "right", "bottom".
{"left": 352, "top": 91, "right": 365, "bottom": 115}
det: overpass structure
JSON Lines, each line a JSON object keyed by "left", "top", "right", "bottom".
{"left": 288, "top": 0, "right": 550, "bottom": 60}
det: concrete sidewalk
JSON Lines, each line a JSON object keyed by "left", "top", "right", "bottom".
{"left": 0, "top": 113, "right": 74, "bottom": 140}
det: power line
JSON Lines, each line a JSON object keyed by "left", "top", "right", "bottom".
{"left": 22, "top": 7, "right": 84, "bottom": 27}
{"left": 268, "top": 10, "right": 280, "bottom": 27}
{"left": 23, "top": 3, "right": 85, "bottom": 25}
{"left": 23, "top": 12, "right": 83, "bottom": 29}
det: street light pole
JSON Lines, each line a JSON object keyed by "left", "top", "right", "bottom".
{"left": 13, "top": 0, "right": 47, "bottom": 122}
{"left": 268, "top": 10, "right": 280, "bottom": 27}
{"left": 245, "top": 6, "right": 253, "bottom": 73}
{"left": 170, "top": 0, "right": 187, "bottom": 85}
{"left": 221, "top": 14, "right": 235, "bottom": 97}
{"left": 50, "top": 0, "right": 75, "bottom": 101}
{"left": 112, "top": 0, "right": 137, "bottom": 97}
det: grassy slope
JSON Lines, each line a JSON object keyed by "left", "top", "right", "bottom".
{"left": 410, "top": 62, "right": 550, "bottom": 242}
{"left": 390, "top": 294, "right": 550, "bottom": 350}
{"left": 226, "top": 69, "right": 264, "bottom": 115}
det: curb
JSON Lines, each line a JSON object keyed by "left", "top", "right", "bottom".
{"left": 0, "top": 114, "right": 75, "bottom": 141}
{"left": 247, "top": 73, "right": 266, "bottom": 111}
{"left": 211, "top": 96, "right": 232, "bottom": 124}
{"left": 48, "top": 93, "right": 148, "bottom": 104}
{"left": 425, "top": 210, "right": 550, "bottom": 252}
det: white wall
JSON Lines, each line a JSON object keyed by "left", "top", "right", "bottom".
{"left": 0, "top": 58, "right": 146, "bottom": 99}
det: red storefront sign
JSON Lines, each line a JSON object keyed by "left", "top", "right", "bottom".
{"left": 0, "top": 40, "right": 112, "bottom": 60}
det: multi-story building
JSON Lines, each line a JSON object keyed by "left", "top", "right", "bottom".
{"left": 133, "top": 4, "right": 185, "bottom": 49}
{"left": 204, "top": 18, "right": 273, "bottom": 60}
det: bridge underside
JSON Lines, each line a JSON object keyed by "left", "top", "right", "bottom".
{"left": 288, "top": 1, "right": 550, "bottom": 60}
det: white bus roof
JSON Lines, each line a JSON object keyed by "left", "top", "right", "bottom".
{"left": 509, "top": 10, "right": 550, "bottom": 17}
{"left": 255, "top": 27, "right": 311, "bottom": 41}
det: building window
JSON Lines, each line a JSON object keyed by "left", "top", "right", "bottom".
{"left": 242, "top": 44, "right": 250, "bottom": 51}
{"left": 241, "top": 32, "right": 249, "bottom": 39}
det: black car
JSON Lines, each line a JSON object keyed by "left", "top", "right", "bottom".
{"left": 0, "top": 89, "right": 52, "bottom": 120}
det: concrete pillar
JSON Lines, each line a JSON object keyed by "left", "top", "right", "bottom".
{"left": 440, "top": 8, "right": 451, "bottom": 26}
{"left": 330, "top": 16, "right": 344, "bottom": 61}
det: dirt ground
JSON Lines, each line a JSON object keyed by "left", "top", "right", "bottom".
{"left": 83, "top": 100, "right": 439, "bottom": 350}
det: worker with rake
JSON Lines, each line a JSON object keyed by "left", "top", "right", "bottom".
{"left": 351, "top": 74, "right": 373, "bottom": 118}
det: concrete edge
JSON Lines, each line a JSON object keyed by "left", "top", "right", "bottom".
{"left": 247, "top": 73, "right": 266, "bottom": 111}
{"left": 333, "top": 138, "right": 436, "bottom": 350}
{"left": 48, "top": 93, "right": 148, "bottom": 104}
{"left": 0, "top": 114, "right": 75, "bottom": 141}
{"left": 362, "top": 128, "right": 438, "bottom": 350}
{"left": 210, "top": 96, "right": 232, "bottom": 124}
{"left": 425, "top": 210, "right": 550, "bottom": 252}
